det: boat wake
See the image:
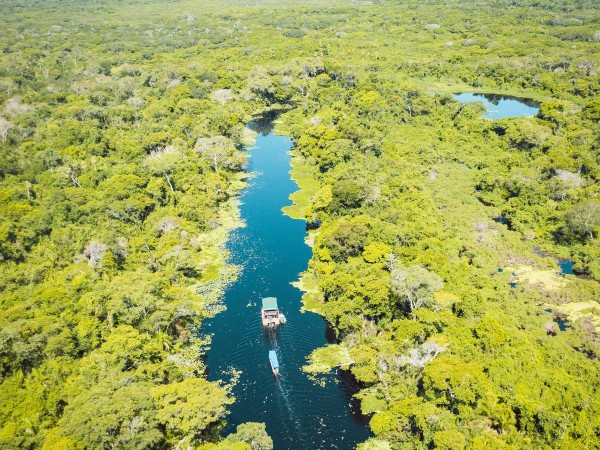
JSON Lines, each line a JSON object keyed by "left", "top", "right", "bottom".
{"left": 273, "top": 351, "right": 307, "bottom": 443}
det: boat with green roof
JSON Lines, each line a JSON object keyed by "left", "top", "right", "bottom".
{"left": 261, "top": 297, "right": 286, "bottom": 327}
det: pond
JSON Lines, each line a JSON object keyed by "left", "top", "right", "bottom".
{"left": 533, "top": 248, "right": 575, "bottom": 277}
{"left": 454, "top": 92, "right": 539, "bottom": 119}
{"left": 204, "top": 119, "right": 371, "bottom": 449}
{"left": 558, "top": 258, "right": 574, "bottom": 276}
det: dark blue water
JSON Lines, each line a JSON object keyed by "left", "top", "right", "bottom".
{"left": 544, "top": 308, "right": 570, "bottom": 331}
{"left": 205, "top": 123, "right": 371, "bottom": 449}
{"left": 558, "top": 258, "right": 574, "bottom": 276}
{"left": 454, "top": 93, "right": 539, "bottom": 119}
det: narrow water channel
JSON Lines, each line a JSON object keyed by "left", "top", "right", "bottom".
{"left": 205, "top": 120, "right": 371, "bottom": 449}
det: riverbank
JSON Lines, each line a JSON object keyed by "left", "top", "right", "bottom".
{"left": 277, "top": 83, "right": 600, "bottom": 447}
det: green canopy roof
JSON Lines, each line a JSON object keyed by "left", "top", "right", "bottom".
{"left": 262, "top": 297, "right": 278, "bottom": 310}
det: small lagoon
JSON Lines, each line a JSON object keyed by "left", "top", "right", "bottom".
{"left": 454, "top": 92, "right": 539, "bottom": 119}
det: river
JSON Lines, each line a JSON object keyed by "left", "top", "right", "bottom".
{"left": 205, "top": 119, "right": 371, "bottom": 449}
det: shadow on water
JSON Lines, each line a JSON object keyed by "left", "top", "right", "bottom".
{"left": 338, "top": 369, "right": 372, "bottom": 426}
{"left": 248, "top": 110, "right": 283, "bottom": 135}
{"left": 203, "top": 118, "right": 371, "bottom": 449}
{"left": 467, "top": 93, "right": 540, "bottom": 108}
{"left": 325, "top": 322, "right": 338, "bottom": 344}
{"left": 544, "top": 308, "right": 570, "bottom": 331}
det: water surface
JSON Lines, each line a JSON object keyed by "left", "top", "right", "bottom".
{"left": 205, "top": 122, "right": 371, "bottom": 449}
{"left": 454, "top": 92, "right": 539, "bottom": 119}
{"left": 558, "top": 258, "right": 574, "bottom": 276}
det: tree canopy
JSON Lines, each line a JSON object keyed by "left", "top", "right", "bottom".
{"left": 0, "top": 0, "right": 599, "bottom": 448}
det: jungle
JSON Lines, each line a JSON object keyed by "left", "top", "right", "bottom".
{"left": 0, "top": 0, "right": 599, "bottom": 448}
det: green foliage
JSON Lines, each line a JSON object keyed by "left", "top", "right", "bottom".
{"left": 58, "top": 381, "right": 163, "bottom": 449}
{"left": 302, "top": 344, "right": 353, "bottom": 374}
{"left": 275, "top": 1, "right": 600, "bottom": 446}
{"left": 564, "top": 200, "right": 600, "bottom": 241}
{"left": 1, "top": 0, "right": 600, "bottom": 448}
{"left": 0, "top": 1, "right": 262, "bottom": 446}
{"left": 390, "top": 262, "right": 444, "bottom": 319}
{"left": 330, "top": 179, "right": 366, "bottom": 211}
{"left": 320, "top": 217, "right": 369, "bottom": 262}
{"left": 152, "top": 378, "right": 233, "bottom": 440}
{"left": 362, "top": 243, "right": 390, "bottom": 264}
{"left": 223, "top": 422, "right": 273, "bottom": 450}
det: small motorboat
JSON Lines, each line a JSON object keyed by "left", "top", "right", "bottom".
{"left": 269, "top": 350, "right": 280, "bottom": 376}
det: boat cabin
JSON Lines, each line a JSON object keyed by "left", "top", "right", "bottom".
{"left": 261, "top": 297, "right": 286, "bottom": 327}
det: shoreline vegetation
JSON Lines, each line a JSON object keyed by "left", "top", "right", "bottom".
{"left": 1, "top": 0, "right": 599, "bottom": 448}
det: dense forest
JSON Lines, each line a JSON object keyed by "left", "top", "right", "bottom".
{"left": 0, "top": 0, "right": 599, "bottom": 448}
